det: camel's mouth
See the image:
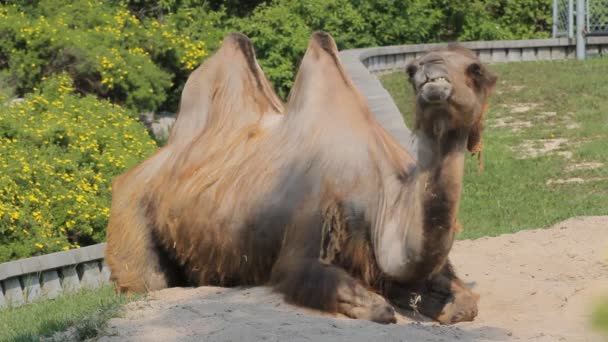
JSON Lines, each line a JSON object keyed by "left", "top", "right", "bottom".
{"left": 419, "top": 77, "right": 452, "bottom": 104}
{"left": 422, "top": 77, "right": 450, "bottom": 86}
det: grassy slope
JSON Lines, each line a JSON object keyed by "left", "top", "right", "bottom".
{"left": 380, "top": 58, "right": 608, "bottom": 239}
{"left": 0, "top": 285, "right": 139, "bottom": 342}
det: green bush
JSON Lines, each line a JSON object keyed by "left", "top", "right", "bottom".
{"left": 0, "top": 0, "right": 215, "bottom": 113}
{"left": 0, "top": 75, "right": 157, "bottom": 262}
{"left": 115, "top": 0, "right": 264, "bottom": 17}
{"left": 348, "top": 0, "right": 552, "bottom": 45}
{"left": 154, "top": 6, "right": 226, "bottom": 109}
{"left": 459, "top": 0, "right": 552, "bottom": 41}
{"left": 230, "top": 0, "right": 375, "bottom": 97}
{"left": 348, "top": 0, "right": 442, "bottom": 45}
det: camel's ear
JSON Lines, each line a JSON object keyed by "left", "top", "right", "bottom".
{"left": 467, "top": 69, "right": 497, "bottom": 170}
{"left": 286, "top": 31, "right": 370, "bottom": 124}
{"left": 169, "top": 32, "right": 283, "bottom": 146}
{"left": 467, "top": 112, "right": 484, "bottom": 154}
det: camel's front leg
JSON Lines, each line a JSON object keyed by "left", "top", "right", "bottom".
{"left": 270, "top": 257, "right": 397, "bottom": 324}
{"left": 385, "top": 260, "right": 479, "bottom": 324}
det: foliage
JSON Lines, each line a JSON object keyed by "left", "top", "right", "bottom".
{"left": 156, "top": 6, "right": 226, "bottom": 109}
{"left": 0, "top": 75, "right": 157, "bottom": 262}
{"left": 230, "top": 0, "right": 374, "bottom": 98}
{"left": 459, "top": 0, "right": 553, "bottom": 41}
{"left": 0, "top": 0, "right": 214, "bottom": 112}
{"left": 348, "top": 0, "right": 552, "bottom": 46}
{"left": 349, "top": 0, "right": 442, "bottom": 45}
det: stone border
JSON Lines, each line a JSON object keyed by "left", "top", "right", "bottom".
{"left": 353, "top": 36, "right": 608, "bottom": 75}
{"left": 0, "top": 244, "right": 108, "bottom": 308}
{"left": 2, "top": 36, "right": 607, "bottom": 309}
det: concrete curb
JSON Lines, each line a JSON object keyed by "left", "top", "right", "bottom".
{"left": 0, "top": 244, "right": 108, "bottom": 308}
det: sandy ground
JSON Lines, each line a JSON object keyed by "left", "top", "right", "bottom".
{"left": 96, "top": 216, "right": 608, "bottom": 342}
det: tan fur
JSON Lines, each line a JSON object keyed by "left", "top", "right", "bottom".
{"left": 105, "top": 32, "right": 496, "bottom": 324}
{"left": 104, "top": 33, "right": 283, "bottom": 293}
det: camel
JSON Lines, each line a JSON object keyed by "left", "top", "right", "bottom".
{"left": 105, "top": 32, "right": 497, "bottom": 325}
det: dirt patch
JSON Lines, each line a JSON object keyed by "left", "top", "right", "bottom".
{"left": 566, "top": 162, "right": 604, "bottom": 172}
{"left": 507, "top": 102, "right": 539, "bottom": 114}
{"left": 540, "top": 111, "right": 557, "bottom": 118}
{"left": 566, "top": 122, "right": 581, "bottom": 129}
{"left": 489, "top": 108, "right": 580, "bottom": 133}
{"left": 96, "top": 216, "right": 608, "bottom": 342}
{"left": 496, "top": 85, "right": 526, "bottom": 95}
{"left": 488, "top": 117, "right": 532, "bottom": 131}
{"left": 42, "top": 327, "right": 79, "bottom": 342}
{"left": 547, "top": 177, "right": 607, "bottom": 185}
{"left": 515, "top": 138, "right": 571, "bottom": 159}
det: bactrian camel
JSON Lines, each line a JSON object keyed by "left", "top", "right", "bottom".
{"left": 105, "top": 31, "right": 497, "bottom": 324}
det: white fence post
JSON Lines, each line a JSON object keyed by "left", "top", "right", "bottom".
{"left": 577, "top": 0, "right": 586, "bottom": 59}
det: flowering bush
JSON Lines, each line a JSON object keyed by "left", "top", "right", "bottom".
{"left": 0, "top": 75, "right": 157, "bottom": 262}
{"left": 0, "top": 0, "right": 214, "bottom": 112}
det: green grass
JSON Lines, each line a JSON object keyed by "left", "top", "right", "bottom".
{"left": 0, "top": 285, "right": 139, "bottom": 342}
{"left": 593, "top": 296, "right": 608, "bottom": 334}
{"left": 380, "top": 57, "right": 608, "bottom": 239}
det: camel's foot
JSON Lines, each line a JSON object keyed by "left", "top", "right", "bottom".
{"left": 385, "top": 275, "right": 479, "bottom": 324}
{"left": 432, "top": 286, "right": 479, "bottom": 324}
{"left": 337, "top": 283, "right": 397, "bottom": 324}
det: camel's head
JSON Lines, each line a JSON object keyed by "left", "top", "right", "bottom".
{"left": 406, "top": 46, "right": 497, "bottom": 153}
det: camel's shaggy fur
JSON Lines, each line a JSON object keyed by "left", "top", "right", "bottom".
{"left": 105, "top": 32, "right": 497, "bottom": 324}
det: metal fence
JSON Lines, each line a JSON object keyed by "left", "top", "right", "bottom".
{"left": 554, "top": 0, "right": 608, "bottom": 38}
{"left": 587, "top": 0, "right": 608, "bottom": 36}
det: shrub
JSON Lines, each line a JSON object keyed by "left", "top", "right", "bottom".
{"left": 153, "top": 6, "right": 227, "bottom": 110}
{"left": 459, "top": 0, "right": 552, "bottom": 41}
{"left": 230, "top": 0, "right": 375, "bottom": 98}
{"left": 348, "top": 0, "right": 552, "bottom": 46}
{"left": 348, "top": 0, "right": 443, "bottom": 45}
{"left": 115, "top": 0, "right": 264, "bottom": 17}
{"left": 0, "top": 75, "right": 157, "bottom": 262}
{"left": 0, "top": 0, "right": 214, "bottom": 113}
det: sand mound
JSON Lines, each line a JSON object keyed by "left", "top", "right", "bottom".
{"left": 97, "top": 216, "right": 608, "bottom": 342}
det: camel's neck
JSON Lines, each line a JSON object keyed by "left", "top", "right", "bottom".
{"left": 373, "top": 126, "right": 468, "bottom": 282}
{"left": 416, "top": 128, "right": 468, "bottom": 209}
{"left": 412, "top": 128, "right": 468, "bottom": 277}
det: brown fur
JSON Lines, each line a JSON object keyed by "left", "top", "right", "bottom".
{"left": 105, "top": 32, "right": 496, "bottom": 325}
{"left": 104, "top": 32, "right": 283, "bottom": 292}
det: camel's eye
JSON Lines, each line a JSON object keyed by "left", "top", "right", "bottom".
{"left": 406, "top": 64, "right": 418, "bottom": 80}
{"left": 466, "top": 62, "right": 483, "bottom": 77}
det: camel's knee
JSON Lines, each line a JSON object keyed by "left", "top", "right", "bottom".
{"left": 336, "top": 281, "right": 396, "bottom": 324}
